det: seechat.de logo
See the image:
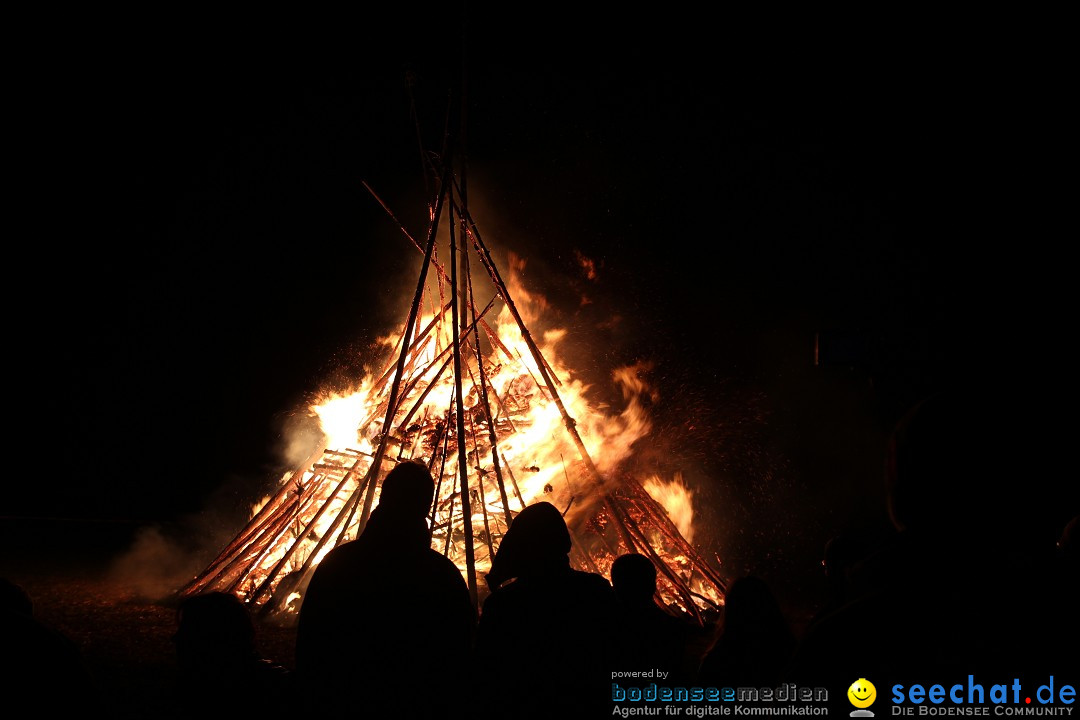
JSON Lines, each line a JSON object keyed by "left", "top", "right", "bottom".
{"left": 891, "top": 676, "right": 1076, "bottom": 715}
{"left": 850, "top": 679, "right": 878, "bottom": 718}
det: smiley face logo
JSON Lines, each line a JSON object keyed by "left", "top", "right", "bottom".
{"left": 848, "top": 678, "right": 877, "bottom": 709}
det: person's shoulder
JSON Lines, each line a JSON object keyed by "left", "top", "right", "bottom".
{"left": 250, "top": 658, "right": 293, "bottom": 682}
{"left": 306, "top": 540, "right": 377, "bottom": 591}
{"left": 571, "top": 569, "right": 612, "bottom": 587}
{"left": 313, "top": 539, "right": 366, "bottom": 572}
{"left": 657, "top": 607, "right": 697, "bottom": 635}
{"left": 481, "top": 578, "right": 526, "bottom": 611}
{"left": 570, "top": 569, "right": 616, "bottom": 597}
{"left": 322, "top": 538, "right": 365, "bottom": 562}
{"left": 480, "top": 586, "right": 504, "bottom": 613}
{"left": 421, "top": 549, "right": 469, "bottom": 582}
{"left": 421, "top": 547, "right": 460, "bottom": 568}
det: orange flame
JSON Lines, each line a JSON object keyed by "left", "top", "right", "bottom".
{"left": 642, "top": 473, "right": 695, "bottom": 544}
{"left": 204, "top": 246, "right": 723, "bottom": 619}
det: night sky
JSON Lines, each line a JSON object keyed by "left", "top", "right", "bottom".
{"left": 8, "top": 20, "right": 1074, "bottom": 595}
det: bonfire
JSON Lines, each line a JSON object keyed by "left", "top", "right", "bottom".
{"left": 179, "top": 141, "right": 726, "bottom": 626}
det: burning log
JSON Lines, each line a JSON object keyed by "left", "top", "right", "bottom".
{"left": 498, "top": 452, "right": 526, "bottom": 509}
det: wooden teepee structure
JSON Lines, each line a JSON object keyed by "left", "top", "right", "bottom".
{"left": 178, "top": 82, "right": 727, "bottom": 625}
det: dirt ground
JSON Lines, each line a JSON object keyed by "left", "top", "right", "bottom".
{"left": 2, "top": 519, "right": 297, "bottom": 719}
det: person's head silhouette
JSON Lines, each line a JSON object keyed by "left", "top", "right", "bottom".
{"left": 486, "top": 501, "right": 571, "bottom": 588}
{"left": 822, "top": 534, "right": 859, "bottom": 596}
{"left": 886, "top": 392, "right": 971, "bottom": 536}
{"left": 721, "top": 575, "right": 789, "bottom": 641}
{"left": 1058, "top": 515, "right": 1079, "bottom": 567}
{"left": 376, "top": 460, "right": 436, "bottom": 520}
{"left": 174, "top": 591, "right": 256, "bottom": 674}
{"left": 611, "top": 553, "right": 658, "bottom": 608}
{"left": 884, "top": 389, "right": 1042, "bottom": 554}
{"left": 364, "top": 459, "right": 436, "bottom": 545}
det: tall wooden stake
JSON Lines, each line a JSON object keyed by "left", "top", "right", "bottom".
{"left": 356, "top": 163, "right": 450, "bottom": 536}
{"left": 449, "top": 190, "right": 478, "bottom": 612}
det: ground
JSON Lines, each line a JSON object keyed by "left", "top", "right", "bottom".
{"left": 2, "top": 519, "right": 297, "bottom": 719}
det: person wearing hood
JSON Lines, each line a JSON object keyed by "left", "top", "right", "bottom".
{"left": 296, "top": 459, "right": 474, "bottom": 719}
{"left": 476, "top": 501, "right": 618, "bottom": 718}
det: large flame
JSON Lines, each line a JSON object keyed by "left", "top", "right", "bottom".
{"left": 188, "top": 246, "right": 724, "bottom": 620}
{"left": 642, "top": 473, "right": 695, "bottom": 544}
{"left": 311, "top": 382, "right": 377, "bottom": 453}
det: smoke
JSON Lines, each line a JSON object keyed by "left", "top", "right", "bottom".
{"left": 278, "top": 406, "right": 324, "bottom": 468}
{"left": 107, "top": 525, "right": 207, "bottom": 602}
{"left": 106, "top": 474, "right": 259, "bottom": 603}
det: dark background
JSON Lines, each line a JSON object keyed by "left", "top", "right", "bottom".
{"left": 5, "top": 17, "right": 1074, "bottom": 612}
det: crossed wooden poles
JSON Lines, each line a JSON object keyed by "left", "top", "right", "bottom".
{"left": 178, "top": 158, "right": 727, "bottom": 625}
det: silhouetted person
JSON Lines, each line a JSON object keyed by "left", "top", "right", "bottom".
{"left": 0, "top": 577, "right": 34, "bottom": 615}
{"left": 610, "top": 552, "right": 700, "bottom": 683}
{"left": 173, "top": 591, "right": 291, "bottom": 718}
{"left": 476, "top": 501, "right": 618, "bottom": 719}
{"left": 697, "top": 575, "right": 795, "bottom": 688}
{"left": 787, "top": 389, "right": 1076, "bottom": 686}
{"left": 0, "top": 577, "right": 97, "bottom": 713}
{"left": 1057, "top": 514, "right": 1078, "bottom": 574}
{"left": 1053, "top": 515, "right": 1079, "bottom": 620}
{"left": 804, "top": 533, "right": 862, "bottom": 632}
{"left": 295, "top": 460, "right": 474, "bottom": 719}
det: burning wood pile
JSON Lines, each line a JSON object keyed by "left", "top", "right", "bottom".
{"left": 179, "top": 157, "right": 727, "bottom": 625}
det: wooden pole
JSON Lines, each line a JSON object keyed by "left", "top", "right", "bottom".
{"left": 257, "top": 469, "right": 380, "bottom": 616}
{"left": 224, "top": 482, "right": 323, "bottom": 597}
{"left": 448, "top": 194, "right": 478, "bottom": 612}
{"left": 464, "top": 216, "right": 640, "bottom": 551}
{"left": 362, "top": 181, "right": 515, "bottom": 364}
{"left": 466, "top": 400, "right": 499, "bottom": 563}
{"left": 465, "top": 248, "right": 513, "bottom": 530}
{"left": 355, "top": 163, "right": 451, "bottom": 536}
{"left": 182, "top": 493, "right": 300, "bottom": 597}
{"left": 442, "top": 457, "right": 459, "bottom": 558}
{"left": 626, "top": 482, "right": 727, "bottom": 592}
{"left": 371, "top": 300, "right": 453, "bottom": 391}
{"left": 498, "top": 450, "right": 527, "bottom": 510}
{"left": 429, "top": 404, "right": 453, "bottom": 537}
{"left": 180, "top": 440, "right": 328, "bottom": 597}
{"left": 390, "top": 296, "right": 496, "bottom": 437}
